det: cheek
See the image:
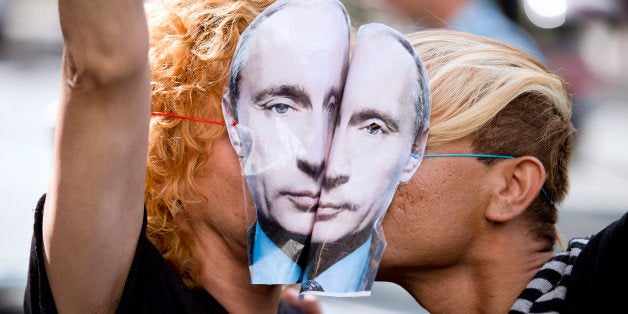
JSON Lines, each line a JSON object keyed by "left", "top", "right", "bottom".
{"left": 351, "top": 139, "right": 408, "bottom": 181}
{"left": 349, "top": 207, "right": 372, "bottom": 230}
{"left": 196, "top": 134, "right": 250, "bottom": 235}
{"left": 381, "top": 180, "right": 433, "bottom": 248}
{"left": 249, "top": 120, "right": 306, "bottom": 163}
{"left": 208, "top": 135, "right": 245, "bottom": 196}
{"left": 380, "top": 167, "right": 480, "bottom": 268}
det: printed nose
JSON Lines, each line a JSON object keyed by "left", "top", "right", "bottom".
{"left": 322, "top": 134, "right": 350, "bottom": 191}
{"left": 297, "top": 159, "right": 325, "bottom": 180}
{"left": 297, "top": 128, "right": 327, "bottom": 180}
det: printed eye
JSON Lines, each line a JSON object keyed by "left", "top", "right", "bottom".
{"left": 269, "top": 103, "right": 292, "bottom": 114}
{"left": 364, "top": 122, "right": 383, "bottom": 135}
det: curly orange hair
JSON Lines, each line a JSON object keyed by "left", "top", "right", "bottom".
{"left": 144, "top": 0, "right": 275, "bottom": 288}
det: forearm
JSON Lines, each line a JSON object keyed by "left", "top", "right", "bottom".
{"left": 43, "top": 0, "right": 151, "bottom": 311}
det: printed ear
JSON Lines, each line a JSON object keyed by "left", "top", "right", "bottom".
{"left": 222, "top": 96, "right": 251, "bottom": 158}
{"left": 399, "top": 131, "right": 428, "bottom": 183}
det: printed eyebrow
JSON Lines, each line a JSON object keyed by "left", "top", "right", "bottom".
{"left": 253, "top": 85, "right": 312, "bottom": 109}
{"left": 348, "top": 109, "right": 400, "bottom": 132}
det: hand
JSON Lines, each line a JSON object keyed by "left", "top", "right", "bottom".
{"left": 281, "top": 286, "right": 322, "bottom": 314}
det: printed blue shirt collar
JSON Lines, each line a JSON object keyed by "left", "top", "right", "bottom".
{"left": 250, "top": 222, "right": 302, "bottom": 284}
{"left": 312, "top": 235, "right": 372, "bottom": 293}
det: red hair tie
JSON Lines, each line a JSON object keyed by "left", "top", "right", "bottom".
{"left": 150, "top": 112, "right": 236, "bottom": 126}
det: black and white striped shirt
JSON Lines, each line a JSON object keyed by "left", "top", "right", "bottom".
{"left": 510, "top": 238, "right": 590, "bottom": 313}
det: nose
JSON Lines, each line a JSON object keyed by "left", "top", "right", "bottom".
{"left": 322, "top": 130, "right": 350, "bottom": 191}
{"left": 297, "top": 159, "right": 325, "bottom": 180}
{"left": 296, "top": 120, "right": 327, "bottom": 180}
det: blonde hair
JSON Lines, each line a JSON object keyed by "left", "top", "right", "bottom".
{"left": 408, "top": 29, "right": 574, "bottom": 246}
{"left": 144, "top": 0, "right": 275, "bottom": 288}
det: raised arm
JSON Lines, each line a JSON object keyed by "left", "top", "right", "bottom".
{"left": 42, "top": 0, "right": 150, "bottom": 311}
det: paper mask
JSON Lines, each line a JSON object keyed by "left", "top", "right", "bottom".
{"left": 222, "top": 0, "right": 430, "bottom": 297}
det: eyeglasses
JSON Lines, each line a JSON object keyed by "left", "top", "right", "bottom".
{"left": 423, "top": 153, "right": 553, "bottom": 205}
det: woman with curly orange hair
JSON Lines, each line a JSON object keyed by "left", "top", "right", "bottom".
{"left": 24, "top": 0, "right": 315, "bottom": 312}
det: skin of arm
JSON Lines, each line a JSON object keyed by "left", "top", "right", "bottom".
{"left": 42, "top": 0, "right": 150, "bottom": 311}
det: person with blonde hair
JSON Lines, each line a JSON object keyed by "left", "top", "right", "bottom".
{"left": 378, "top": 29, "right": 627, "bottom": 313}
{"left": 24, "top": 0, "right": 318, "bottom": 312}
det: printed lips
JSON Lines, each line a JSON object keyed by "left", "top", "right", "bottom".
{"left": 283, "top": 191, "right": 320, "bottom": 211}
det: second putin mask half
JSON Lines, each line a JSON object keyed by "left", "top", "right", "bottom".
{"left": 302, "top": 23, "right": 430, "bottom": 296}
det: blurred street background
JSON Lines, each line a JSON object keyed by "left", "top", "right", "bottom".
{"left": 1, "top": 0, "right": 626, "bottom": 312}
